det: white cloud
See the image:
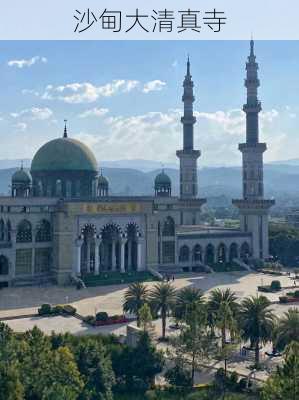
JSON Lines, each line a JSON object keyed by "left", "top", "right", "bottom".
{"left": 10, "top": 107, "right": 53, "bottom": 120}
{"left": 14, "top": 122, "right": 27, "bottom": 132}
{"left": 8, "top": 56, "right": 47, "bottom": 68}
{"left": 70, "top": 107, "right": 286, "bottom": 167}
{"left": 142, "top": 80, "right": 166, "bottom": 94}
{"left": 42, "top": 80, "right": 140, "bottom": 104}
{"left": 172, "top": 60, "right": 178, "bottom": 68}
{"left": 79, "top": 108, "right": 109, "bottom": 118}
{"left": 21, "top": 89, "right": 40, "bottom": 96}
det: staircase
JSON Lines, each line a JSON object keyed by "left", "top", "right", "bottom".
{"left": 233, "top": 258, "right": 252, "bottom": 272}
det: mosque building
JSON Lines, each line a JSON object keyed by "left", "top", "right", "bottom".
{"left": 0, "top": 41, "right": 274, "bottom": 286}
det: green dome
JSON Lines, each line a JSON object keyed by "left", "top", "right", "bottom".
{"left": 12, "top": 168, "right": 31, "bottom": 183}
{"left": 155, "top": 171, "right": 171, "bottom": 185}
{"left": 98, "top": 174, "right": 108, "bottom": 186}
{"left": 31, "top": 137, "right": 98, "bottom": 172}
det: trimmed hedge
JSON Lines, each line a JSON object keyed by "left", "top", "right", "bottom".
{"left": 37, "top": 303, "right": 77, "bottom": 316}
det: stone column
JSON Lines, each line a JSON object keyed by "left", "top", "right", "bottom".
{"left": 120, "top": 237, "right": 127, "bottom": 273}
{"left": 75, "top": 237, "right": 83, "bottom": 276}
{"left": 128, "top": 240, "right": 132, "bottom": 270}
{"left": 86, "top": 241, "right": 91, "bottom": 273}
{"left": 31, "top": 229, "right": 36, "bottom": 276}
{"left": 10, "top": 230, "right": 17, "bottom": 279}
{"left": 94, "top": 236, "right": 101, "bottom": 275}
{"left": 137, "top": 237, "right": 143, "bottom": 272}
{"left": 111, "top": 240, "right": 116, "bottom": 271}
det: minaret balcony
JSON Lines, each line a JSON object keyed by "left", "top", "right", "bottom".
{"left": 238, "top": 143, "right": 266, "bottom": 153}
{"left": 181, "top": 116, "right": 196, "bottom": 124}
{"left": 243, "top": 103, "right": 262, "bottom": 113}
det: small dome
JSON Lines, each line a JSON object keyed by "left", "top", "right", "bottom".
{"left": 12, "top": 168, "right": 31, "bottom": 183}
{"left": 98, "top": 173, "right": 109, "bottom": 187}
{"left": 155, "top": 170, "right": 171, "bottom": 186}
{"left": 31, "top": 137, "right": 98, "bottom": 173}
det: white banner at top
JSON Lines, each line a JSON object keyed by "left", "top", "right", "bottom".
{"left": 0, "top": 0, "right": 298, "bottom": 40}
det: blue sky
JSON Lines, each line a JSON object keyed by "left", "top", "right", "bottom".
{"left": 0, "top": 40, "right": 299, "bottom": 166}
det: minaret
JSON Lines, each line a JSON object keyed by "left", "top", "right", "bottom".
{"left": 176, "top": 57, "right": 201, "bottom": 199}
{"left": 233, "top": 40, "right": 275, "bottom": 260}
{"left": 63, "top": 119, "right": 68, "bottom": 138}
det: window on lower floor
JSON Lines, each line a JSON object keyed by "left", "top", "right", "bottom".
{"left": 162, "top": 241, "right": 175, "bottom": 264}
{"left": 15, "top": 249, "right": 32, "bottom": 275}
{"left": 34, "top": 248, "right": 52, "bottom": 274}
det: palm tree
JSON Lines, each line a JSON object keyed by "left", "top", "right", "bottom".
{"left": 123, "top": 282, "right": 149, "bottom": 327}
{"left": 276, "top": 308, "right": 299, "bottom": 352}
{"left": 174, "top": 287, "right": 204, "bottom": 324}
{"left": 208, "top": 288, "right": 239, "bottom": 348}
{"left": 240, "top": 295, "right": 275, "bottom": 367}
{"left": 149, "top": 282, "right": 177, "bottom": 340}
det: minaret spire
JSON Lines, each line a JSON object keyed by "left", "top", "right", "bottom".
{"left": 63, "top": 119, "right": 68, "bottom": 138}
{"left": 176, "top": 55, "right": 203, "bottom": 202}
{"left": 181, "top": 56, "right": 196, "bottom": 150}
{"left": 244, "top": 38, "right": 261, "bottom": 144}
{"left": 232, "top": 40, "right": 274, "bottom": 260}
{"left": 187, "top": 54, "right": 191, "bottom": 77}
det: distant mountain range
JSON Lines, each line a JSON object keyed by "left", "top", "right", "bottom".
{"left": 1, "top": 159, "right": 299, "bottom": 208}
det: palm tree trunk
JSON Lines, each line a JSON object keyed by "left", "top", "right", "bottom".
{"left": 191, "top": 352, "right": 195, "bottom": 386}
{"left": 221, "top": 325, "right": 226, "bottom": 349}
{"left": 162, "top": 309, "right": 166, "bottom": 339}
{"left": 255, "top": 339, "right": 260, "bottom": 367}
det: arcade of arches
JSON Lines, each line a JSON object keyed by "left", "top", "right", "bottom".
{"left": 76, "top": 223, "right": 143, "bottom": 275}
{"left": 178, "top": 241, "right": 251, "bottom": 266}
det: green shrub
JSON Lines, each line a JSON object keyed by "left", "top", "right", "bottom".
{"left": 270, "top": 280, "right": 281, "bottom": 291}
{"left": 165, "top": 364, "right": 192, "bottom": 388}
{"left": 110, "top": 314, "right": 122, "bottom": 321}
{"left": 294, "top": 290, "right": 299, "bottom": 298}
{"left": 38, "top": 303, "right": 52, "bottom": 315}
{"left": 84, "top": 315, "right": 96, "bottom": 325}
{"left": 145, "top": 390, "right": 158, "bottom": 400}
{"left": 63, "top": 305, "right": 77, "bottom": 315}
{"left": 279, "top": 296, "right": 288, "bottom": 303}
{"left": 96, "top": 311, "right": 109, "bottom": 322}
{"left": 186, "top": 391, "right": 210, "bottom": 400}
{"left": 51, "top": 305, "right": 64, "bottom": 315}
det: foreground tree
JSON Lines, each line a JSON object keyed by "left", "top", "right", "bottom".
{"left": 138, "top": 303, "right": 154, "bottom": 334}
{"left": 111, "top": 332, "right": 164, "bottom": 393}
{"left": 262, "top": 341, "right": 299, "bottom": 400}
{"left": 208, "top": 289, "right": 239, "bottom": 348}
{"left": 240, "top": 295, "right": 275, "bottom": 368}
{"left": 169, "top": 303, "right": 215, "bottom": 387}
{"left": 174, "top": 286, "right": 204, "bottom": 324}
{"left": 123, "top": 282, "right": 149, "bottom": 326}
{"left": 275, "top": 308, "right": 299, "bottom": 352}
{"left": 75, "top": 338, "right": 114, "bottom": 400}
{"left": 0, "top": 362, "right": 24, "bottom": 400}
{"left": 149, "top": 282, "right": 176, "bottom": 340}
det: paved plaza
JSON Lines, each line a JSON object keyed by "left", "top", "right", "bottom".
{"left": 0, "top": 271, "right": 297, "bottom": 322}
{"left": 1, "top": 271, "right": 298, "bottom": 385}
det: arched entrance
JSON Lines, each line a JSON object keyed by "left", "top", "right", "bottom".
{"left": 240, "top": 242, "right": 250, "bottom": 263}
{"left": 229, "top": 243, "right": 239, "bottom": 262}
{"left": 0, "top": 255, "right": 9, "bottom": 275}
{"left": 192, "top": 244, "right": 202, "bottom": 263}
{"left": 205, "top": 244, "right": 215, "bottom": 266}
{"left": 101, "top": 223, "right": 122, "bottom": 271}
{"left": 179, "top": 245, "right": 190, "bottom": 263}
{"left": 125, "top": 223, "right": 139, "bottom": 271}
{"left": 217, "top": 243, "right": 227, "bottom": 263}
